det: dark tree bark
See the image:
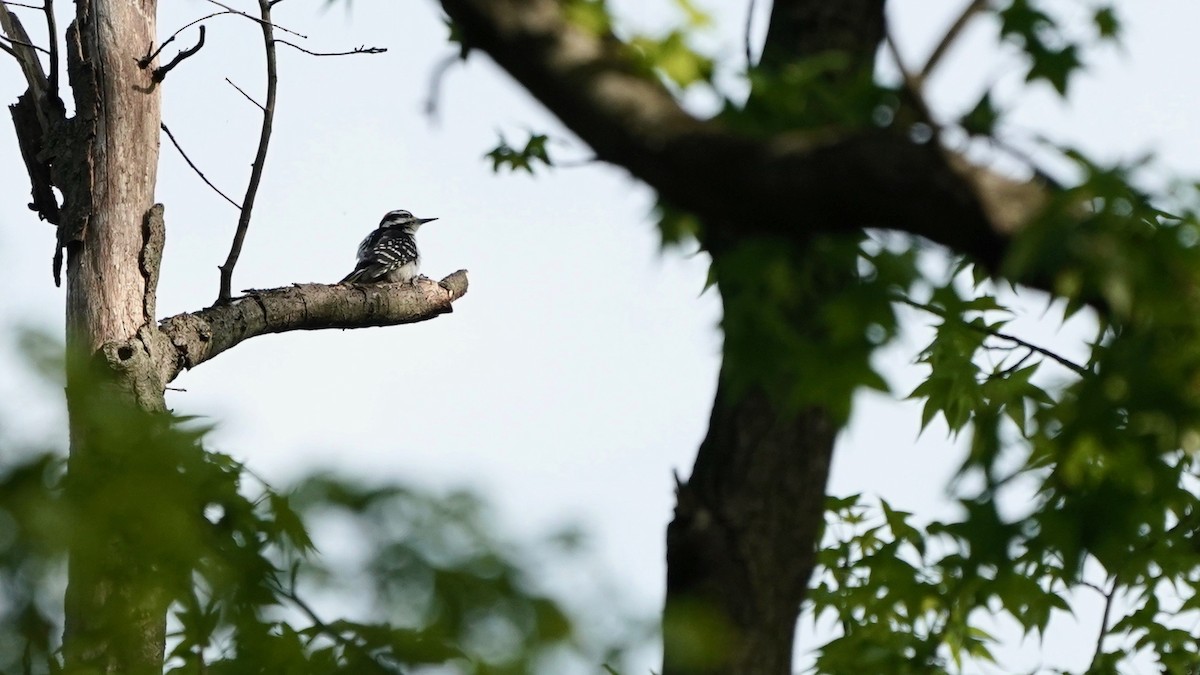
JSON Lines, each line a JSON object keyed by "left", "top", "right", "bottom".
{"left": 663, "top": 5, "right": 888, "bottom": 673}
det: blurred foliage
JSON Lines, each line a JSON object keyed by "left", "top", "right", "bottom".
{"left": 472, "top": 0, "right": 1200, "bottom": 669}
{"left": 485, "top": 133, "right": 553, "bottom": 175}
{"left": 0, "top": 336, "right": 642, "bottom": 674}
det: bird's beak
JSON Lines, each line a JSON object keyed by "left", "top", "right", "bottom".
{"left": 419, "top": 217, "right": 438, "bottom": 224}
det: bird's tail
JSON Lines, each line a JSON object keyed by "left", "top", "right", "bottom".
{"left": 340, "top": 268, "right": 367, "bottom": 284}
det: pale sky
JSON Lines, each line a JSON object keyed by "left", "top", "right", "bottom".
{"left": 1, "top": 1, "right": 1198, "bottom": 672}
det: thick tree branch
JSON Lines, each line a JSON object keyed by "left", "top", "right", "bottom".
{"left": 438, "top": 0, "right": 1045, "bottom": 272}
{"left": 154, "top": 271, "right": 469, "bottom": 384}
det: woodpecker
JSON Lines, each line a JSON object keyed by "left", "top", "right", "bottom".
{"left": 341, "top": 209, "right": 437, "bottom": 284}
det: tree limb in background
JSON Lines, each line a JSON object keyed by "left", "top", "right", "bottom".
{"left": 920, "top": 0, "right": 988, "bottom": 84}
{"left": 436, "top": 0, "right": 1047, "bottom": 274}
{"left": 153, "top": 271, "right": 469, "bottom": 384}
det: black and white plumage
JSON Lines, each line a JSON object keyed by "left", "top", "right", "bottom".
{"left": 340, "top": 209, "right": 437, "bottom": 284}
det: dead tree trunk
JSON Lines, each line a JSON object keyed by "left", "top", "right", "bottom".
{"left": 56, "top": 1, "right": 166, "bottom": 671}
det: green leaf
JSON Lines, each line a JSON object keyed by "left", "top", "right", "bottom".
{"left": 960, "top": 91, "right": 1001, "bottom": 137}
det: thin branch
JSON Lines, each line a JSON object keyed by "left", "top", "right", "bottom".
{"left": 160, "top": 122, "right": 242, "bottom": 210}
{"left": 883, "top": 31, "right": 940, "bottom": 133}
{"left": 743, "top": 0, "right": 756, "bottom": 69}
{"left": 152, "top": 25, "right": 206, "bottom": 82}
{"left": 201, "top": 0, "right": 307, "bottom": 39}
{"left": 142, "top": 11, "right": 229, "bottom": 66}
{"left": 423, "top": 52, "right": 459, "bottom": 120}
{"left": 218, "top": 0, "right": 279, "bottom": 304}
{"left": 0, "top": 1, "right": 42, "bottom": 10}
{"left": 1088, "top": 577, "right": 1118, "bottom": 670}
{"left": 275, "top": 585, "right": 402, "bottom": 673}
{"left": 898, "top": 296, "right": 1090, "bottom": 376}
{"left": 0, "top": 32, "right": 48, "bottom": 54}
{"left": 920, "top": 0, "right": 988, "bottom": 83}
{"left": 273, "top": 39, "right": 385, "bottom": 57}
{"left": 0, "top": 37, "right": 13, "bottom": 58}
{"left": 225, "top": 77, "right": 265, "bottom": 111}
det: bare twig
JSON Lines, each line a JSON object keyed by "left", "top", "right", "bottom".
{"left": 273, "top": 39, "right": 385, "bottom": 57}
{"left": 152, "top": 25, "right": 206, "bottom": 82}
{"left": 201, "top": 0, "right": 307, "bottom": 39}
{"left": 920, "top": 0, "right": 988, "bottom": 83}
{"left": 0, "top": 32, "right": 48, "bottom": 54}
{"left": 225, "top": 77, "right": 265, "bottom": 111}
{"left": 898, "top": 296, "right": 1090, "bottom": 376}
{"left": 0, "top": 37, "right": 14, "bottom": 58}
{"left": 160, "top": 122, "right": 242, "bottom": 209}
{"left": 1088, "top": 577, "right": 1118, "bottom": 670}
{"left": 218, "top": 0, "right": 278, "bottom": 304}
{"left": 423, "top": 52, "right": 459, "bottom": 120}
{"left": 274, "top": 585, "right": 401, "bottom": 673}
{"left": 143, "top": 11, "right": 229, "bottom": 66}
{"left": 0, "top": 1, "right": 43, "bottom": 10}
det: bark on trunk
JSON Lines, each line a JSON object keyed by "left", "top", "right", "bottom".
{"left": 60, "top": 1, "right": 165, "bottom": 672}
{"left": 662, "top": 3, "right": 886, "bottom": 673}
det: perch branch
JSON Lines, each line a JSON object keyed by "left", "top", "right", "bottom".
{"left": 161, "top": 122, "right": 241, "bottom": 209}
{"left": 218, "top": 0, "right": 278, "bottom": 304}
{"left": 155, "top": 271, "right": 469, "bottom": 383}
{"left": 274, "top": 39, "right": 385, "bottom": 57}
